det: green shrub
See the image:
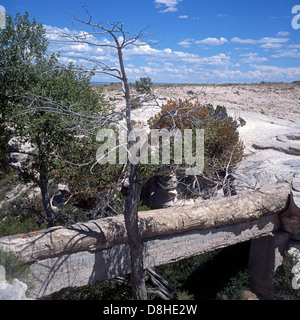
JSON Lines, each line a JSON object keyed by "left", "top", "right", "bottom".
{"left": 148, "top": 99, "right": 245, "bottom": 198}
{"left": 149, "top": 100, "right": 245, "bottom": 169}
{"left": 42, "top": 276, "right": 133, "bottom": 300}
{"left": 135, "top": 77, "right": 153, "bottom": 94}
{"left": 176, "top": 290, "right": 195, "bottom": 300}
{"left": 154, "top": 250, "right": 220, "bottom": 291}
{"left": 0, "top": 248, "right": 33, "bottom": 291}
{"left": 0, "top": 214, "right": 43, "bottom": 238}
{"left": 273, "top": 253, "right": 300, "bottom": 300}
{"left": 216, "top": 269, "right": 250, "bottom": 300}
{"left": 131, "top": 98, "right": 142, "bottom": 109}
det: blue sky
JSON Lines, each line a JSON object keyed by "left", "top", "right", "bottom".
{"left": 2, "top": 0, "right": 300, "bottom": 83}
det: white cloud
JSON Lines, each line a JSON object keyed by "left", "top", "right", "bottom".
{"left": 260, "top": 43, "right": 284, "bottom": 49}
{"left": 231, "top": 37, "right": 257, "bottom": 45}
{"left": 66, "top": 43, "right": 94, "bottom": 52}
{"left": 231, "top": 37, "right": 289, "bottom": 49}
{"left": 154, "top": 0, "right": 183, "bottom": 13}
{"left": 254, "top": 65, "right": 300, "bottom": 80}
{"left": 178, "top": 37, "right": 228, "bottom": 48}
{"left": 277, "top": 31, "right": 290, "bottom": 37}
{"left": 58, "top": 56, "right": 77, "bottom": 64}
{"left": 195, "top": 37, "right": 228, "bottom": 46}
{"left": 177, "top": 38, "right": 194, "bottom": 48}
{"left": 44, "top": 24, "right": 300, "bottom": 84}
{"left": 271, "top": 49, "right": 300, "bottom": 58}
{"left": 240, "top": 53, "right": 268, "bottom": 63}
{"left": 259, "top": 37, "right": 289, "bottom": 44}
{"left": 179, "top": 15, "right": 189, "bottom": 19}
{"left": 163, "top": 48, "right": 172, "bottom": 54}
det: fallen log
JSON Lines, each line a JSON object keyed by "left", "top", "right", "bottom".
{"left": 0, "top": 183, "right": 291, "bottom": 263}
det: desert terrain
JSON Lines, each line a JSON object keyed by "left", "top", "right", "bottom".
{"left": 102, "top": 81, "right": 300, "bottom": 121}
{"left": 102, "top": 81, "right": 300, "bottom": 200}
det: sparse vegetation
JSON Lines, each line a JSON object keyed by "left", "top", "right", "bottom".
{"left": 148, "top": 99, "right": 245, "bottom": 198}
{"left": 41, "top": 242, "right": 251, "bottom": 300}
{"left": 135, "top": 77, "right": 153, "bottom": 95}
{"left": 1, "top": 7, "right": 299, "bottom": 302}
{"left": 0, "top": 248, "right": 34, "bottom": 292}
{"left": 273, "top": 252, "right": 300, "bottom": 300}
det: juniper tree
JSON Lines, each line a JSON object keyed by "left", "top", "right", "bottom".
{"left": 0, "top": 12, "right": 108, "bottom": 227}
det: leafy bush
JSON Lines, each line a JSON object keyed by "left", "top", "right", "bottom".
{"left": 216, "top": 269, "right": 250, "bottom": 300}
{"left": 148, "top": 99, "right": 245, "bottom": 198}
{"left": 42, "top": 276, "right": 133, "bottom": 300}
{"left": 149, "top": 99, "right": 244, "bottom": 168}
{"left": 0, "top": 214, "right": 43, "bottom": 238}
{"left": 131, "top": 98, "right": 142, "bottom": 109}
{"left": 0, "top": 248, "right": 34, "bottom": 291}
{"left": 273, "top": 253, "right": 300, "bottom": 300}
{"left": 135, "top": 77, "right": 153, "bottom": 94}
{"left": 154, "top": 250, "right": 220, "bottom": 292}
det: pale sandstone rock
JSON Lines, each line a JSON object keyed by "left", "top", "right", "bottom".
{"left": 0, "top": 265, "right": 32, "bottom": 300}
{"left": 241, "top": 290, "right": 259, "bottom": 300}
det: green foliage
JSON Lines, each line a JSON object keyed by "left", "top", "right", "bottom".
{"left": 147, "top": 99, "right": 245, "bottom": 198}
{"left": 0, "top": 188, "right": 48, "bottom": 237}
{"left": 273, "top": 253, "right": 300, "bottom": 300}
{"left": 149, "top": 100, "right": 245, "bottom": 171}
{"left": 0, "top": 248, "right": 33, "bottom": 291}
{"left": 138, "top": 201, "right": 151, "bottom": 211}
{"left": 176, "top": 290, "right": 195, "bottom": 300}
{"left": 0, "top": 214, "right": 43, "bottom": 238}
{"left": 154, "top": 242, "right": 251, "bottom": 300}
{"left": 135, "top": 77, "right": 153, "bottom": 94}
{"left": 130, "top": 98, "right": 142, "bottom": 109}
{"left": 0, "top": 12, "right": 47, "bottom": 171}
{"left": 155, "top": 250, "right": 220, "bottom": 291}
{"left": 42, "top": 276, "right": 133, "bottom": 300}
{"left": 216, "top": 269, "right": 250, "bottom": 300}
{"left": 0, "top": 12, "right": 113, "bottom": 225}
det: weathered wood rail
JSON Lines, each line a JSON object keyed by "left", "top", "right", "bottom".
{"left": 0, "top": 182, "right": 299, "bottom": 298}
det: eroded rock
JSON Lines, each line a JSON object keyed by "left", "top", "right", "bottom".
{"left": 0, "top": 265, "right": 33, "bottom": 300}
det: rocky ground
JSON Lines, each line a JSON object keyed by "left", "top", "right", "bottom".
{"left": 1, "top": 82, "right": 299, "bottom": 300}
{"left": 1, "top": 82, "right": 300, "bottom": 210}
{"left": 102, "top": 82, "right": 300, "bottom": 122}
{"left": 102, "top": 81, "right": 300, "bottom": 204}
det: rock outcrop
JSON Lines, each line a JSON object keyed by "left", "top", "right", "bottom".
{"left": 0, "top": 265, "right": 33, "bottom": 300}
{"left": 232, "top": 110, "right": 300, "bottom": 210}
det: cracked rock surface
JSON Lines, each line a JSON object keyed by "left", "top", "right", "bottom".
{"left": 231, "top": 110, "right": 300, "bottom": 208}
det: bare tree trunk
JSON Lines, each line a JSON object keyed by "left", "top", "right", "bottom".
{"left": 117, "top": 45, "right": 147, "bottom": 299}
{"left": 39, "top": 178, "right": 56, "bottom": 227}
{"left": 124, "top": 163, "right": 147, "bottom": 300}
{"left": 36, "top": 137, "right": 56, "bottom": 227}
{"left": 57, "top": 10, "right": 150, "bottom": 299}
{"left": 118, "top": 47, "right": 132, "bottom": 131}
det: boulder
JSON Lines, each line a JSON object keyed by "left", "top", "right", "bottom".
{"left": 281, "top": 189, "right": 300, "bottom": 239}
{"left": 8, "top": 137, "right": 35, "bottom": 169}
{"left": 141, "top": 175, "right": 177, "bottom": 209}
{"left": 0, "top": 265, "right": 33, "bottom": 300}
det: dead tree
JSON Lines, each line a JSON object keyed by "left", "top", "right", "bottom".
{"left": 22, "top": 6, "right": 246, "bottom": 299}
{"left": 56, "top": 6, "right": 154, "bottom": 300}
